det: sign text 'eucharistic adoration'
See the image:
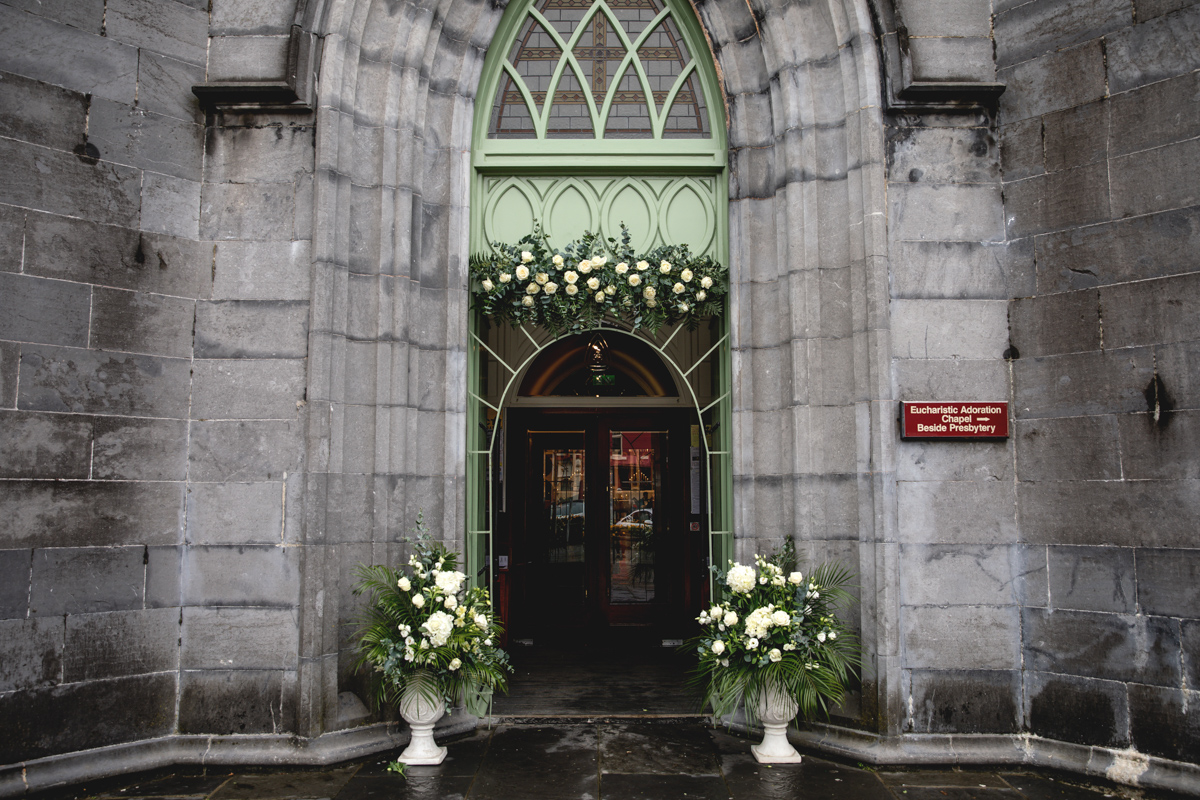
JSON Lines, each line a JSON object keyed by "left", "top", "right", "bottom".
{"left": 900, "top": 401, "right": 1010, "bottom": 439}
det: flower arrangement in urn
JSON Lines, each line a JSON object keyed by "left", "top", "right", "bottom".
{"left": 469, "top": 225, "right": 728, "bottom": 336}
{"left": 689, "top": 539, "right": 859, "bottom": 763}
{"left": 353, "top": 515, "right": 510, "bottom": 766}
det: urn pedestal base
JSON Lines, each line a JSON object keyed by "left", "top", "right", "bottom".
{"left": 397, "top": 673, "right": 448, "bottom": 766}
{"left": 752, "top": 681, "right": 803, "bottom": 764}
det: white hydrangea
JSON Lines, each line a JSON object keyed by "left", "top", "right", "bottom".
{"left": 435, "top": 570, "right": 466, "bottom": 596}
{"left": 422, "top": 610, "right": 455, "bottom": 647}
{"left": 744, "top": 607, "right": 774, "bottom": 638}
{"left": 726, "top": 564, "right": 756, "bottom": 594}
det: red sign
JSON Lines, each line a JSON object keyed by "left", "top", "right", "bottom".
{"left": 901, "top": 401, "right": 1009, "bottom": 439}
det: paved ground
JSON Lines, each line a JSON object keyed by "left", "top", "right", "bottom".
{"left": 30, "top": 721, "right": 1192, "bottom": 800}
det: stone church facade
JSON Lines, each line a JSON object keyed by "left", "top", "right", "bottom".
{"left": 0, "top": 0, "right": 1197, "bottom": 794}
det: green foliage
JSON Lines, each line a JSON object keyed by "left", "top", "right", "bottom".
{"left": 385, "top": 760, "right": 407, "bottom": 777}
{"left": 352, "top": 514, "right": 511, "bottom": 714}
{"left": 687, "top": 545, "right": 861, "bottom": 727}
{"left": 468, "top": 224, "right": 728, "bottom": 336}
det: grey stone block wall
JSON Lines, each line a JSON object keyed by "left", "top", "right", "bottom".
{"left": 994, "top": 0, "right": 1200, "bottom": 765}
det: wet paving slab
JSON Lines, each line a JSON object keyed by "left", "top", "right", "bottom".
{"left": 27, "top": 722, "right": 1196, "bottom": 800}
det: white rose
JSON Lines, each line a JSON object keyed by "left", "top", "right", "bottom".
{"left": 628, "top": 274, "right": 641, "bottom": 287}
{"left": 643, "top": 286, "right": 656, "bottom": 300}
{"left": 789, "top": 571, "right": 804, "bottom": 585}
{"left": 769, "top": 648, "right": 782, "bottom": 662}
{"left": 522, "top": 295, "right": 534, "bottom": 307}
{"left": 535, "top": 272, "right": 549, "bottom": 285}
{"left": 772, "top": 610, "right": 790, "bottom": 627}
{"left": 711, "top": 640, "right": 726, "bottom": 655}
{"left": 695, "top": 290, "right": 706, "bottom": 301}
{"left": 817, "top": 631, "right": 827, "bottom": 643}
{"left": 552, "top": 254, "right": 564, "bottom": 267}
{"left": 595, "top": 291, "right": 606, "bottom": 302}
{"left": 411, "top": 593, "right": 425, "bottom": 608}
{"left": 484, "top": 638, "right": 492, "bottom": 646}
{"left": 397, "top": 577, "right": 411, "bottom": 592}
{"left": 605, "top": 285, "right": 615, "bottom": 296}
{"left": 448, "top": 657, "right": 462, "bottom": 670}
{"left": 499, "top": 273, "right": 511, "bottom": 284}
{"left": 660, "top": 260, "right": 672, "bottom": 273}
{"left": 578, "top": 260, "right": 592, "bottom": 274}
{"left": 723, "top": 611, "right": 738, "bottom": 626}
{"left": 481, "top": 279, "right": 494, "bottom": 292}
{"left": 444, "top": 595, "right": 457, "bottom": 610}
{"left": 700, "top": 275, "right": 713, "bottom": 289}
{"left": 422, "top": 610, "right": 455, "bottom": 647}
{"left": 720, "top": 658, "right": 729, "bottom": 667}
{"left": 475, "top": 613, "right": 488, "bottom": 630}
{"left": 565, "top": 284, "right": 579, "bottom": 296}
{"left": 636, "top": 260, "right": 649, "bottom": 271}
{"left": 616, "top": 262, "right": 629, "bottom": 274}
{"left": 521, "top": 250, "right": 534, "bottom": 263}
{"left": 564, "top": 271, "right": 579, "bottom": 285}
{"left": 829, "top": 631, "right": 837, "bottom": 640}
{"left": 647, "top": 299, "right": 657, "bottom": 307}
{"left": 726, "top": 564, "right": 756, "bottom": 594}
{"left": 526, "top": 282, "right": 540, "bottom": 295}
{"left": 515, "top": 265, "right": 530, "bottom": 281}
{"left": 747, "top": 637, "right": 759, "bottom": 650}
{"left": 681, "top": 268, "right": 693, "bottom": 282}
{"left": 672, "top": 282, "right": 685, "bottom": 294}
{"left": 591, "top": 256, "right": 607, "bottom": 267}
{"left": 586, "top": 277, "right": 600, "bottom": 290}
{"left": 544, "top": 282, "right": 558, "bottom": 295}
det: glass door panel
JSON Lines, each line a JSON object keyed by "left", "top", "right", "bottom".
{"left": 525, "top": 432, "right": 588, "bottom": 634}
{"left": 607, "top": 430, "right": 666, "bottom": 607}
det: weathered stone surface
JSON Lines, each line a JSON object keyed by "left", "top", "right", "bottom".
{"left": 907, "top": 669, "right": 1019, "bottom": 734}
{"left": 1119, "top": 410, "right": 1200, "bottom": 480}
{"left": 1045, "top": 545, "right": 1136, "bottom": 613}
{"left": 210, "top": 0, "right": 296, "bottom": 35}
{"left": 1035, "top": 205, "right": 1200, "bottom": 291}
{"left": 205, "top": 35, "right": 291, "bottom": 82}
{"left": 0, "top": 203, "right": 23, "bottom": 273}
{"left": 0, "top": 481, "right": 184, "bottom": 549}
{"left": 1184, "top": 620, "right": 1200, "bottom": 689}
{"left": 2, "top": 0, "right": 105, "bottom": 31}
{"left": 1109, "top": 137, "right": 1200, "bottom": 218}
{"left": 900, "top": 0, "right": 992, "bottom": 37}
{"left": 0, "top": 616, "right": 63, "bottom": 693}
{"left": 194, "top": 300, "right": 309, "bottom": 359}
{"left": 145, "top": 545, "right": 181, "bottom": 609}
{"left": 891, "top": 299, "right": 1008, "bottom": 359}
{"left": 998, "top": 40, "right": 1107, "bottom": 122}
{"left": 0, "top": 138, "right": 142, "bottom": 229}
{"left": 188, "top": 420, "right": 303, "bottom": 482}
{"left": 181, "top": 545, "right": 299, "bottom": 607}
{"left": 186, "top": 482, "right": 284, "bottom": 545}
{"left": 205, "top": 125, "right": 315, "bottom": 185}
{"left": 890, "top": 240, "right": 1031, "bottom": 299}
{"left": 999, "top": 117, "right": 1044, "bottom": 182}
{"left": 0, "top": 6, "right": 138, "bottom": 103}
{"left": 1101, "top": 272, "right": 1200, "bottom": 348}
{"left": 1156, "top": 340, "right": 1200, "bottom": 411}
{"left": 1009, "top": 290, "right": 1101, "bottom": 358}
{"left": 89, "top": 288, "right": 196, "bottom": 359}
{"left": 178, "top": 668, "right": 294, "bottom": 735}
{"left": 1013, "top": 351, "right": 1154, "bottom": 419}
{"left": 894, "top": 358, "right": 1010, "bottom": 402}
{"left": 92, "top": 417, "right": 189, "bottom": 481}
{"left": 900, "top": 544, "right": 1015, "bottom": 607}
{"left": 141, "top": 172, "right": 203, "bottom": 239}
{"left": 1018, "top": 479, "right": 1200, "bottom": 547}
{"left": 889, "top": 184, "right": 1004, "bottom": 242}
{"left": 213, "top": 240, "right": 312, "bottom": 301}
{"left": 903, "top": 605, "right": 1020, "bottom": 670}
{"left": 1027, "top": 671, "right": 1129, "bottom": 748}
{"left": 909, "top": 38, "right": 996, "bottom": 83}
{"left": 0, "top": 410, "right": 91, "bottom": 480}
{"left": 889, "top": 127, "right": 998, "bottom": 186}
{"left": 1128, "top": 683, "right": 1200, "bottom": 763}
{"left": 0, "top": 673, "right": 176, "bottom": 764}
{"left": 995, "top": 0, "right": 1131, "bottom": 68}
{"left": 104, "top": 0, "right": 208, "bottom": 65}
{"left": 1106, "top": 3, "right": 1200, "bottom": 92}
{"left": 1024, "top": 607, "right": 1180, "bottom": 685}
{"left": 200, "top": 183, "right": 296, "bottom": 242}
{"left": 0, "top": 549, "right": 30, "bottom": 619}
{"left": 1109, "top": 70, "right": 1200, "bottom": 158}
{"left": 192, "top": 359, "right": 305, "bottom": 421}
{"left": 0, "top": 272, "right": 91, "bottom": 348}
{"left": 18, "top": 345, "right": 191, "bottom": 418}
{"left": 1043, "top": 100, "right": 1109, "bottom": 172}
{"left": 137, "top": 51, "right": 205, "bottom": 124}
{"left": 62, "top": 607, "right": 179, "bottom": 682}
{"left": 1135, "top": 547, "right": 1200, "bottom": 618}
{"left": 181, "top": 607, "right": 298, "bottom": 669}
{"left": 1017, "top": 544, "right": 1049, "bottom": 607}
{"left": 0, "top": 341, "right": 18, "bottom": 408}
{"left": 29, "top": 547, "right": 146, "bottom": 616}
{"left": 23, "top": 211, "right": 213, "bottom": 298}
{"left": 1004, "top": 161, "right": 1111, "bottom": 239}
{"left": 88, "top": 98, "right": 204, "bottom": 182}
{"left": 0, "top": 69, "right": 88, "bottom": 151}
{"left": 897, "top": 440, "right": 1013, "bottom": 483}
{"left": 898, "top": 480, "right": 1017, "bottom": 543}
{"left": 1134, "top": 0, "right": 1194, "bottom": 20}
{"left": 1015, "top": 416, "right": 1122, "bottom": 481}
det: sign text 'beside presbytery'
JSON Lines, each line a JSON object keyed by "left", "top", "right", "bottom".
{"left": 900, "top": 402, "right": 1009, "bottom": 440}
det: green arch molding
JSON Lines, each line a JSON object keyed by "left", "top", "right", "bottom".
{"left": 467, "top": 0, "right": 732, "bottom": 602}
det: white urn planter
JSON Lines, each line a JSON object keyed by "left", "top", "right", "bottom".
{"left": 397, "top": 672, "right": 447, "bottom": 765}
{"left": 751, "top": 680, "right": 803, "bottom": 764}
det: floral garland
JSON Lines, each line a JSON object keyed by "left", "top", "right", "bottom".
{"left": 468, "top": 226, "right": 728, "bottom": 336}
